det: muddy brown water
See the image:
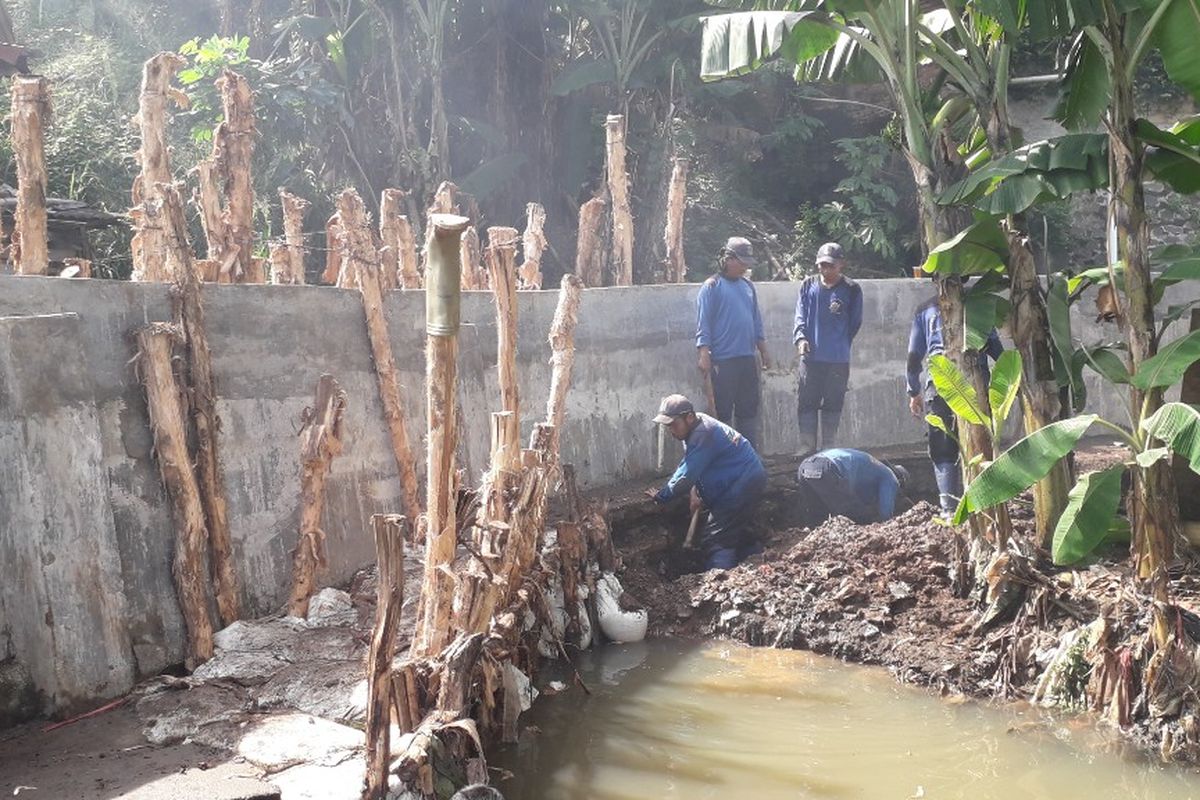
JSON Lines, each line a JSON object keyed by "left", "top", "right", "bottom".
{"left": 492, "top": 639, "right": 1200, "bottom": 800}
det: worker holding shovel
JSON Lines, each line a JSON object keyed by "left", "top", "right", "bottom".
{"left": 645, "top": 394, "right": 767, "bottom": 570}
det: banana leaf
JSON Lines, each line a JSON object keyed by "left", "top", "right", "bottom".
{"left": 921, "top": 218, "right": 1009, "bottom": 276}
{"left": 988, "top": 350, "right": 1023, "bottom": 429}
{"left": 929, "top": 354, "right": 989, "bottom": 427}
{"left": 1051, "top": 465, "right": 1126, "bottom": 565}
{"left": 700, "top": 11, "right": 839, "bottom": 81}
{"left": 1130, "top": 330, "right": 1200, "bottom": 390}
{"left": 1142, "top": 402, "right": 1200, "bottom": 474}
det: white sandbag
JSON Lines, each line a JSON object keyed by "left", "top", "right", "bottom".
{"left": 595, "top": 573, "right": 647, "bottom": 643}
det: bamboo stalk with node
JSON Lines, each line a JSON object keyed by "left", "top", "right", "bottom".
{"left": 519, "top": 203, "right": 546, "bottom": 290}
{"left": 131, "top": 52, "right": 186, "bottom": 282}
{"left": 605, "top": 114, "right": 634, "bottom": 286}
{"left": 664, "top": 157, "right": 688, "bottom": 283}
{"left": 134, "top": 323, "right": 215, "bottom": 669}
{"left": 381, "top": 188, "right": 421, "bottom": 289}
{"left": 544, "top": 275, "right": 584, "bottom": 474}
{"left": 10, "top": 75, "right": 50, "bottom": 275}
{"left": 158, "top": 182, "right": 242, "bottom": 626}
{"left": 575, "top": 196, "right": 606, "bottom": 287}
{"left": 412, "top": 212, "right": 471, "bottom": 659}
{"left": 486, "top": 226, "right": 520, "bottom": 418}
{"left": 271, "top": 189, "right": 309, "bottom": 285}
{"left": 287, "top": 374, "right": 347, "bottom": 618}
{"left": 364, "top": 514, "right": 407, "bottom": 800}
{"left": 339, "top": 188, "right": 423, "bottom": 521}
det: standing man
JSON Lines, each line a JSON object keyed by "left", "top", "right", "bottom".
{"left": 696, "top": 236, "right": 771, "bottom": 449}
{"left": 906, "top": 295, "right": 1003, "bottom": 519}
{"left": 796, "top": 447, "right": 909, "bottom": 524}
{"left": 793, "top": 242, "right": 863, "bottom": 454}
{"left": 646, "top": 394, "right": 767, "bottom": 570}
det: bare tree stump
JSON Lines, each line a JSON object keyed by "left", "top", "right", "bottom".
{"left": 216, "top": 70, "right": 258, "bottom": 283}
{"left": 131, "top": 52, "right": 185, "bottom": 282}
{"left": 605, "top": 115, "right": 634, "bottom": 286}
{"left": 575, "top": 196, "right": 606, "bottom": 287}
{"left": 519, "top": 203, "right": 546, "bottom": 290}
{"left": 322, "top": 212, "right": 343, "bottom": 285}
{"left": 544, "top": 275, "right": 583, "bottom": 471}
{"left": 272, "top": 189, "right": 309, "bottom": 285}
{"left": 486, "top": 226, "right": 520, "bottom": 419}
{"left": 288, "top": 375, "right": 347, "bottom": 617}
{"left": 664, "top": 157, "right": 688, "bottom": 282}
{"left": 194, "top": 159, "right": 229, "bottom": 282}
{"left": 135, "top": 324, "right": 215, "bottom": 668}
{"left": 413, "top": 212, "right": 471, "bottom": 658}
{"left": 10, "top": 76, "right": 49, "bottom": 275}
{"left": 364, "top": 514, "right": 407, "bottom": 800}
{"left": 339, "top": 189, "right": 423, "bottom": 521}
{"left": 460, "top": 225, "right": 483, "bottom": 291}
{"left": 381, "top": 188, "right": 421, "bottom": 289}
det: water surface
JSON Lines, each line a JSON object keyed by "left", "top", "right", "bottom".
{"left": 492, "top": 639, "right": 1200, "bottom": 800}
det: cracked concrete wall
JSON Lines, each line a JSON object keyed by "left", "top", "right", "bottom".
{"left": 0, "top": 274, "right": 1157, "bottom": 720}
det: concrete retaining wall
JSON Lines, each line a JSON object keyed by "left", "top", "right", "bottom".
{"left": 0, "top": 273, "right": 1168, "bottom": 720}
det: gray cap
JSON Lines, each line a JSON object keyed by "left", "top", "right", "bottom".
{"left": 653, "top": 393, "right": 695, "bottom": 424}
{"left": 723, "top": 236, "right": 757, "bottom": 265}
{"left": 816, "top": 242, "right": 846, "bottom": 264}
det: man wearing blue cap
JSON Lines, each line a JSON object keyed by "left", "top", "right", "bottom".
{"left": 695, "top": 236, "right": 771, "bottom": 449}
{"left": 646, "top": 394, "right": 767, "bottom": 570}
{"left": 796, "top": 448, "right": 909, "bottom": 524}
{"left": 793, "top": 242, "right": 863, "bottom": 455}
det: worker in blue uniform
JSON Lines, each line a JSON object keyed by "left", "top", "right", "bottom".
{"left": 646, "top": 394, "right": 767, "bottom": 570}
{"left": 906, "top": 296, "right": 1003, "bottom": 519}
{"left": 796, "top": 448, "right": 909, "bottom": 524}
{"left": 793, "top": 242, "right": 863, "bottom": 454}
{"left": 696, "top": 236, "right": 772, "bottom": 449}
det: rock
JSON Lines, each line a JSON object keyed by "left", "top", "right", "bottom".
{"left": 305, "top": 588, "right": 355, "bottom": 627}
{"left": 254, "top": 661, "right": 368, "bottom": 725}
{"left": 236, "top": 713, "right": 363, "bottom": 772}
{"left": 137, "top": 682, "right": 253, "bottom": 746}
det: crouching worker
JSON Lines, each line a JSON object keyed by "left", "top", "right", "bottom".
{"left": 645, "top": 394, "right": 767, "bottom": 570}
{"left": 796, "top": 448, "right": 908, "bottom": 525}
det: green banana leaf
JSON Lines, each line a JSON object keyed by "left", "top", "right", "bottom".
{"left": 1053, "top": 33, "right": 1110, "bottom": 130}
{"left": 988, "top": 350, "right": 1023, "bottom": 430}
{"left": 954, "top": 414, "right": 1099, "bottom": 523}
{"left": 1051, "top": 465, "right": 1126, "bottom": 565}
{"left": 1130, "top": 329, "right": 1200, "bottom": 390}
{"left": 920, "top": 218, "right": 1009, "bottom": 276}
{"left": 929, "top": 354, "right": 989, "bottom": 427}
{"left": 1142, "top": 402, "right": 1200, "bottom": 474}
{"left": 1156, "top": 0, "right": 1200, "bottom": 104}
{"left": 1081, "top": 343, "right": 1131, "bottom": 386}
{"left": 700, "top": 11, "right": 839, "bottom": 81}
{"left": 964, "top": 289, "right": 1010, "bottom": 352}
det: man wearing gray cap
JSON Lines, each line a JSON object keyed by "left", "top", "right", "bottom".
{"left": 792, "top": 242, "right": 863, "bottom": 455}
{"left": 695, "top": 236, "right": 772, "bottom": 449}
{"left": 646, "top": 394, "right": 767, "bottom": 570}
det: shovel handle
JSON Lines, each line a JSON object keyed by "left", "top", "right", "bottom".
{"left": 684, "top": 508, "right": 703, "bottom": 549}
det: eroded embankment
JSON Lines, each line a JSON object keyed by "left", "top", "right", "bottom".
{"left": 610, "top": 446, "right": 1200, "bottom": 763}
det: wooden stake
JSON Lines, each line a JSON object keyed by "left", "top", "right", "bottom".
{"left": 272, "top": 189, "right": 308, "bottom": 285}
{"left": 575, "top": 196, "right": 606, "bottom": 287}
{"left": 159, "top": 183, "right": 241, "bottom": 626}
{"left": 364, "top": 514, "right": 407, "bottom": 800}
{"left": 519, "top": 203, "right": 546, "bottom": 290}
{"left": 486, "top": 226, "right": 520, "bottom": 419}
{"left": 381, "top": 189, "right": 421, "bottom": 289}
{"left": 664, "top": 157, "right": 688, "bottom": 283}
{"left": 605, "top": 115, "right": 634, "bottom": 286}
{"left": 131, "top": 52, "right": 185, "bottom": 282}
{"left": 10, "top": 76, "right": 49, "bottom": 275}
{"left": 460, "top": 225, "right": 483, "bottom": 291}
{"left": 544, "top": 275, "right": 583, "bottom": 471}
{"left": 322, "top": 212, "right": 343, "bottom": 285}
{"left": 413, "top": 212, "right": 471, "bottom": 658}
{"left": 217, "top": 70, "right": 258, "bottom": 283}
{"left": 287, "top": 374, "right": 347, "bottom": 617}
{"left": 135, "top": 323, "right": 215, "bottom": 669}
{"left": 340, "top": 188, "right": 423, "bottom": 521}
{"left": 194, "top": 159, "right": 229, "bottom": 282}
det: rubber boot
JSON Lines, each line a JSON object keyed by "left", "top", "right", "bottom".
{"left": 819, "top": 411, "right": 842, "bottom": 449}
{"left": 934, "top": 461, "right": 961, "bottom": 521}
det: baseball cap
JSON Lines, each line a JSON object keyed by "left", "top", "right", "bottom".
{"left": 723, "top": 236, "right": 757, "bottom": 265}
{"left": 888, "top": 462, "right": 910, "bottom": 488}
{"left": 816, "top": 242, "right": 845, "bottom": 264}
{"left": 653, "top": 394, "right": 695, "bottom": 424}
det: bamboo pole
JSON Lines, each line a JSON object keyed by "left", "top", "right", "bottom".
{"left": 135, "top": 323, "right": 215, "bottom": 669}
{"left": 486, "top": 226, "right": 520, "bottom": 419}
{"left": 272, "top": 189, "right": 309, "bottom": 285}
{"left": 364, "top": 514, "right": 407, "bottom": 800}
{"left": 287, "top": 374, "right": 347, "bottom": 617}
{"left": 605, "top": 115, "right": 634, "bottom": 286}
{"left": 10, "top": 76, "right": 49, "bottom": 275}
{"left": 131, "top": 52, "right": 185, "bottom": 282}
{"left": 664, "top": 157, "right": 688, "bottom": 283}
{"left": 519, "top": 203, "right": 546, "bottom": 290}
{"left": 158, "top": 182, "right": 242, "bottom": 626}
{"left": 544, "top": 275, "right": 584, "bottom": 471}
{"left": 339, "top": 188, "right": 423, "bottom": 521}
{"left": 412, "top": 212, "right": 471, "bottom": 658}
{"left": 575, "top": 196, "right": 606, "bottom": 287}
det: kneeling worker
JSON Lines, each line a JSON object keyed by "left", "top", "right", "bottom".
{"left": 797, "top": 448, "right": 908, "bottom": 525}
{"left": 646, "top": 394, "right": 767, "bottom": 570}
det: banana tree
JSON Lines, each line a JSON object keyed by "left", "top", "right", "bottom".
{"left": 700, "top": 0, "right": 1070, "bottom": 547}
{"left": 969, "top": 0, "right": 1200, "bottom": 600}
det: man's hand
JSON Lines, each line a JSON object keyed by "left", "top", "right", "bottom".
{"left": 698, "top": 348, "right": 712, "bottom": 374}
{"left": 689, "top": 486, "right": 703, "bottom": 513}
{"left": 797, "top": 340, "right": 811, "bottom": 356}
{"left": 643, "top": 487, "right": 660, "bottom": 503}
{"left": 758, "top": 346, "right": 772, "bottom": 371}
{"left": 908, "top": 394, "right": 924, "bottom": 419}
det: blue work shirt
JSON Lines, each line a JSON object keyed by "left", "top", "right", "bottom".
{"left": 792, "top": 276, "right": 863, "bottom": 363}
{"left": 816, "top": 448, "right": 899, "bottom": 522}
{"left": 696, "top": 275, "right": 765, "bottom": 361}
{"left": 655, "top": 413, "right": 766, "bottom": 512}
{"left": 906, "top": 297, "right": 1003, "bottom": 396}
